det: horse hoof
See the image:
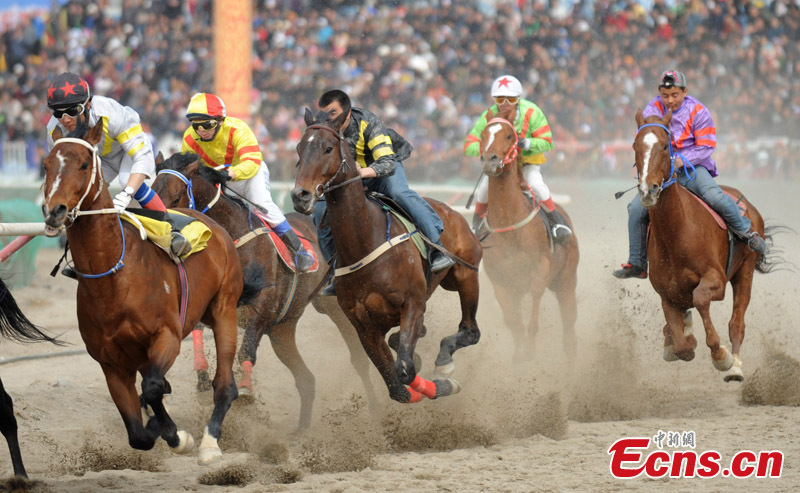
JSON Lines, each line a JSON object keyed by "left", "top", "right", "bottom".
{"left": 433, "top": 362, "right": 455, "bottom": 380}
{"left": 663, "top": 345, "right": 679, "bottom": 362}
{"left": 198, "top": 427, "right": 222, "bottom": 465}
{"left": 712, "top": 346, "right": 734, "bottom": 371}
{"left": 433, "top": 378, "right": 462, "bottom": 398}
{"left": 724, "top": 355, "right": 744, "bottom": 382}
{"left": 169, "top": 430, "right": 195, "bottom": 454}
{"left": 199, "top": 447, "right": 222, "bottom": 465}
{"left": 237, "top": 386, "right": 255, "bottom": 403}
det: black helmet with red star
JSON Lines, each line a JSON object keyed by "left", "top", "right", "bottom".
{"left": 47, "top": 72, "right": 91, "bottom": 109}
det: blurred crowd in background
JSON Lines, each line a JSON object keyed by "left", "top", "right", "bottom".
{"left": 1, "top": 0, "right": 799, "bottom": 183}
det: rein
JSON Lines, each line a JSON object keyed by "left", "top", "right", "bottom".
{"left": 635, "top": 123, "right": 697, "bottom": 192}
{"left": 156, "top": 169, "right": 221, "bottom": 213}
{"left": 304, "top": 124, "right": 362, "bottom": 198}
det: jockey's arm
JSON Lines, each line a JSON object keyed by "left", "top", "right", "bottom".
{"left": 364, "top": 119, "right": 397, "bottom": 178}
{"left": 678, "top": 108, "right": 716, "bottom": 169}
{"left": 463, "top": 111, "right": 489, "bottom": 157}
{"left": 226, "top": 124, "right": 263, "bottom": 181}
{"left": 523, "top": 108, "right": 554, "bottom": 155}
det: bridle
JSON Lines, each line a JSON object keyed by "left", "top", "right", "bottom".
{"left": 484, "top": 117, "right": 519, "bottom": 167}
{"left": 303, "top": 123, "right": 363, "bottom": 199}
{"left": 635, "top": 123, "right": 696, "bottom": 193}
{"left": 156, "top": 168, "right": 221, "bottom": 213}
{"left": 50, "top": 137, "right": 105, "bottom": 223}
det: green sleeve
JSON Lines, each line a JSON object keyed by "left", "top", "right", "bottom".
{"left": 523, "top": 104, "right": 554, "bottom": 155}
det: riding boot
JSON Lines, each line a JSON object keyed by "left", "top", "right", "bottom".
{"left": 544, "top": 208, "right": 573, "bottom": 244}
{"left": 471, "top": 213, "right": 489, "bottom": 239}
{"left": 429, "top": 244, "right": 456, "bottom": 273}
{"left": 735, "top": 229, "right": 767, "bottom": 255}
{"left": 170, "top": 231, "right": 192, "bottom": 258}
{"left": 280, "top": 229, "right": 314, "bottom": 273}
{"left": 61, "top": 266, "right": 78, "bottom": 280}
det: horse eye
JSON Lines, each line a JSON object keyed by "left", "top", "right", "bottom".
{"left": 81, "top": 161, "right": 89, "bottom": 170}
{"left": 324, "top": 146, "right": 333, "bottom": 154}
{"left": 170, "top": 199, "right": 180, "bottom": 207}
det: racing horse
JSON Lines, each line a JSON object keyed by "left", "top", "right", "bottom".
{"left": 633, "top": 109, "right": 777, "bottom": 381}
{"left": 1, "top": 277, "right": 61, "bottom": 478}
{"left": 292, "top": 108, "right": 482, "bottom": 403}
{"left": 42, "top": 120, "right": 259, "bottom": 464}
{"left": 479, "top": 105, "right": 580, "bottom": 363}
{"left": 152, "top": 152, "right": 377, "bottom": 431}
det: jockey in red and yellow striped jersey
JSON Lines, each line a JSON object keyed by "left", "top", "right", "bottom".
{"left": 464, "top": 75, "right": 572, "bottom": 243}
{"left": 181, "top": 93, "right": 313, "bottom": 272}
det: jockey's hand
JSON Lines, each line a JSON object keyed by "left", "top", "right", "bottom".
{"left": 359, "top": 167, "right": 377, "bottom": 179}
{"left": 113, "top": 187, "right": 133, "bottom": 211}
{"left": 674, "top": 156, "right": 685, "bottom": 168}
{"left": 518, "top": 138, "right": 531, "bottom": 151}
{"left": 227, "top": 168, "right": 237, "bottom": 180}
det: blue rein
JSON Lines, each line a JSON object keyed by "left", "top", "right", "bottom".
{"left": 74, "top": 215, "right": 126, "bottom": 278}
{"left": 636, "top": 122, "right": 697, "bottom": 190}
{"left": 157, "top": 169, "right": 212, "bottom": 213}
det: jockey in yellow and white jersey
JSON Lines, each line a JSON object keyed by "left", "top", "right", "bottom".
{"left": 180, "top": 92, "right": 313, "bottom": 272}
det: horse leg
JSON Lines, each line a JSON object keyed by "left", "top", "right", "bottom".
{"left": 394, "top": 304, "right": 425, "bottom": 386}
{"left": 267, "top": 319, "right": 316, "bottom": 432}
{"left": 663, "top": 311, "right": 694, "bottom": 362}
{"left": 0, "top": 378, "right": 27, "bottom": 478}
{"left": 662, "top": 301, "right": 696, "bottom": 361}
{"left": 552, "top": 278, "right": 578, "bottom": 366}
{"left": 201, "top": 304, "right": 239, "bottom": 465}
{"left": 351, "top": 319, "right": 417, "bottom": 403}
{"left": 693, "top": 275, "right": 734, "bottom": 371}
{"left": 725, "top": 268, "right": 755, "bottom": 382}
{"left": 192, "top": 324, "right": 212, "bottom": 392}
{"left": 434, "top": 273, "right": 480, "bottom": 381}
{"left": 316, "top": 298, "right": 379, "bottom": 410}
{"left": 523, "top": 278, "right": 548, "bottom": 361}
{"left": 100, "top": 364, "right": 159, "bottom": 451}
{"left": 490, "top": 281, "right": 526, "bottom": 361}
{"left": 143, "top": 333, "right": 194, "bottom": 453}
{"left": 237, "top": 318, "right": 266, "bottom": 399}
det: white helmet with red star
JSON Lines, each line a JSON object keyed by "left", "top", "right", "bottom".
{"left": 491, "top": 75, "right": 523, "bottom": 98}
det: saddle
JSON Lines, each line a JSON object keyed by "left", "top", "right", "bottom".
{"left": 234, "top": 209, "right": 319, "bottom": 273}
{"left": 123, "top": 208, "right": 211, "bottom": 261}
{"left": 685, "top": 187, "right": 748, "bottom": 229}
{"left": 365, "top": 192, "right": 428, "bottom": 259}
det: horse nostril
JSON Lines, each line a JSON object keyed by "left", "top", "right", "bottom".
{"left": 53, "top": 204, "right": 67, "bottom": 219}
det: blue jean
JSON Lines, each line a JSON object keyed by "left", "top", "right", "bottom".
{"left": 627, "top": 166, "right": 752, "bottom": 268}
{"left": 313, "top": 162, "right": 444, "bottom": 264}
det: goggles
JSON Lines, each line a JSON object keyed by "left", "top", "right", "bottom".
{"left": 52, "top": 103, "right": 86, "bottom": 119}
{"left": 494, "top": 96, "right": 519, "bottom": 105}
{"left": 191, "top": 120, "right": 219, "bottom": 131}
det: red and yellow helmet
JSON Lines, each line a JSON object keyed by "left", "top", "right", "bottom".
{"left": 186, "top": 92, "right": 227, "bottom": 119}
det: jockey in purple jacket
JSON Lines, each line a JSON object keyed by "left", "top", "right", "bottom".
{"left": 613, "top": 70, "right": 767, "bottom": 280}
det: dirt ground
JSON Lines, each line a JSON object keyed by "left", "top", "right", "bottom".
{"left": 2, "top": 178, "right": 799, "bottom": 492}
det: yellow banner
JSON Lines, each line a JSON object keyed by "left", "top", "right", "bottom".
{"left": 213, "top": 0, "right": 252, "bottom": 123}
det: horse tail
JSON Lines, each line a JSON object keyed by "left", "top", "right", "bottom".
{"left": 237, "top": 263, "right": 268, "bottom": 307}
{"left": 755, "top": 224, "right": 797, "bottom": 274}
{"left": 0, "top": 278, "right": 63, "bottom": 345}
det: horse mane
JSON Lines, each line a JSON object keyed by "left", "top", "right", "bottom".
{"left": 158, "top": 152, "right": 200, "bottom": 172}
{"left": 158, "top": 152, "right": 251, "bottom": 212}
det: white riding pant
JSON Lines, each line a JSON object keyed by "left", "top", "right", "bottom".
{"left": 226, "top": 163, "right": 286, "bottom": 226}
{"left": 475, "top": 164, "right": 551, "bottom": 204}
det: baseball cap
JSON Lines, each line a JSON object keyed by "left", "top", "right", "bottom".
{"left": 659, "top": 70, "right": 686, "bottom": 89}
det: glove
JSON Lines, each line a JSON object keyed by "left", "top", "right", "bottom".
{"left": 518, "top": 138, "right": 531, "bottom": 151}
{"left": 113, "top": 187, "right": 133, "bottom": 211}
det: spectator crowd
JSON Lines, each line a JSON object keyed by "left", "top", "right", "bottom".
{"left": 2, "top": 0, "right": 799, "bottom": 182}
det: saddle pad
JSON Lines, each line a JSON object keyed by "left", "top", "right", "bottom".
{"left": 251, "top": 210, "right": 319, "bottom": 273}
{"left": 388, "top": 210, "right": 427, "bottom": 259}
{"left": 122, "top": 209, "right": 211, "bottom": 259}
{"left": 687, "top": 188, "right": 747, "bottom": 230}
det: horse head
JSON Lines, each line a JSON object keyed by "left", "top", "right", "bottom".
{"left": 153, "top": 151, "right": 225, "bottom": 210}
{"left": 633, "top": 109, "right": 674, "bottom": 208}
{"left": 42, "top": 118, "right": 105, "bottom": 232}
{"left": 291, "top": 107, "right": 357, "bottom": 215}
{"left": 479, "top": 106, "right": 519, "bottom": 177}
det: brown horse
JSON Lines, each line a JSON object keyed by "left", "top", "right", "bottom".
{"left": 478, "top": 106, "right": 580, "bottom": 363}
{"left": 291, "top": 109, "right": 482, "bottom": 403}
{"left": 152, "top": 152, "right": 377, "bottom": 431}
{"left": 1, "top": 277, "right": 61, "bottom": 478}
{"left": 42, "top": 120, "right": 259, "bottom": 464}
{"left": 633, "top": 110, "right": 776, "bottom": 381}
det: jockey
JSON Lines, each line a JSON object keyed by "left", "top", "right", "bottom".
{"left": 45, "top": 72, "right": 191, "bottom": 276}
{"left": 181, "top": 92, "right": 314, "bottom": 273}
{"left": 464, "top": 74, "right": 572, "bottom": 243}
{"left": 313, "top": 89, "right": 455, "bottom": 296}
{"left": 613, "top": 70, "right": 767, "bottom": 279}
